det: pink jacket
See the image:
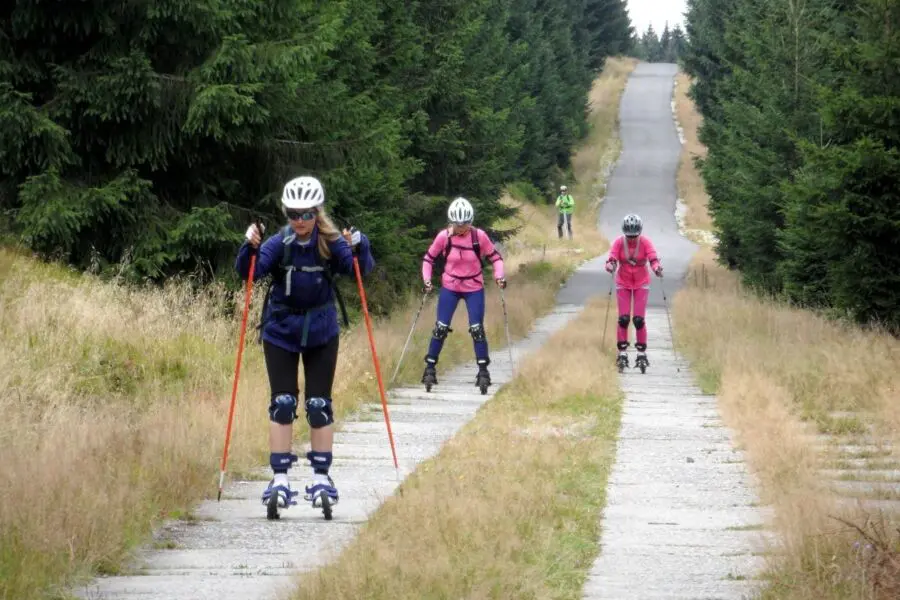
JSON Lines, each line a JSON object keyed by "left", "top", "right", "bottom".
{"left": 606, "top": 235, "right": 660, "bottom": 290}
{"left": 422, "top": 228, "right": 505, "bottom": 293}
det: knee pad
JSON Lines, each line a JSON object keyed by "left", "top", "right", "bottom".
{"left": 431, "top": 321, "right": 451, "bottom": 341}
{"left": 269, "top": 393, "right": 298, "bottom": 425}
{"left": 618, "top": 314, "right": 631, "bottom": 328}
{"left": 469, "top": 323, "right": 486, "bottom": 343}
{"left": 270, "top": 452, "right": 299, "bottom": 471}
{"left": 307, "top": 450, "right": 333, "bottom": 474}
{"left": 305, "top": 396, "right": 334, "bottom": 429}
{"left": 633, "top": 316, "right": 645, "bottom": 330}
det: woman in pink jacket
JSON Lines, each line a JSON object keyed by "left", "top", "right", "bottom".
{"left": 605, "top": 214, "right": 663, "bottom": 371}
{"left": 421, "top": 197, "right": 506, "bottom": 391}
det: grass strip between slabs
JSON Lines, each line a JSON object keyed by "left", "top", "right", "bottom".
{"left": 290, "top": 297, "right": 622, "bottom": 600}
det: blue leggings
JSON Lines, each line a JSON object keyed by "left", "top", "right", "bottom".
{"left": 427, "top": 287, "right": 488, "bottom": 363}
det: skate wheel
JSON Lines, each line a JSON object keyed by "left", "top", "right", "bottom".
{"left": 425, "top": 383, "right": 432, "bottom": 393}
{"left": 639, "top": 365, "right": 646, "bottom": 374}
{"left": 321, "top": 495, "right": 333, "bottom": 521}
{"left": 266, "top": 494, "right": 280, "bottom": 521}
{"left": 479, "top": 384, "right": 488, "bottom": 395}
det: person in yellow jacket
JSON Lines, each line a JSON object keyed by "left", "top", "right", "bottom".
{"left": 555, "top": 185, "right": 575, "bottom": 239}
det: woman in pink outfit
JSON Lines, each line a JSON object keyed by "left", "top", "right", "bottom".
{"left": 421, "top": 197, "right": 506, "bottom": 391}
{"left": 604, "top": 214, "right": 663, "bottom": 371}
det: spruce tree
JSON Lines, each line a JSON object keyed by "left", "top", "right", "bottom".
{"left": 779, "top": 0, "right": 900, "bottom": 330}
{"left": 584, "top": 0, "right": 634, "bottom": 70}
{"left": 660, "top": 23, "right": 673, "bottom": 62}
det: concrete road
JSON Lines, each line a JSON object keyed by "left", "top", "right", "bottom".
{"left": 581, "top": 63, "right": 772, "bottom": 600}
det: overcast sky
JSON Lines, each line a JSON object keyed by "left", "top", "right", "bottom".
{"left": 627, "top": 0, "right": 687, "bottom": 35}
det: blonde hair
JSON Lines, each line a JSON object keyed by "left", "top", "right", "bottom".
{"left": 315, "top": 208, "right": 341, "bottom": 259}
{"left": 447, "top": 223, "right": 473, "bottom": 237}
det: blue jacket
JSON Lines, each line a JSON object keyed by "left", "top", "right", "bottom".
{"left": 234, "top": 225, "right": 375, "bottom": 353}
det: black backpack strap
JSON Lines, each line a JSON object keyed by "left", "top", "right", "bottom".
{"left": 318, "top": 252, "right": 350, "bottom": 327}
{"left": 281, "top": 228, "right": 293, "bottom": 269}
{"left": 471, "top": 228, "right": 483, "bottom": 266}
{"left": 443, "top": 228, "right": 453, "bottom": 259}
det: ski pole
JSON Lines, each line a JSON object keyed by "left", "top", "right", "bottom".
{"left": 390, "top": 290, "right": 429, "bottom": 386}
{"left": 660, "top": 281, "right": 677, "bottom": 356}
{"left": 351, "top": 253, "right": 400, "bottom": 480}
{"left": 499, "top": 285, "right": 514, "bottom": 374}
{"left": 601, "top": 275, "right": 613, "bottom": 350}
{"left": 218, "top": 232, "right": 260, "bottom": 502}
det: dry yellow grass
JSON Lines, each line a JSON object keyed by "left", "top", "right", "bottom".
{"left": 291, "top": 298, "right": 621, "bottom": 600}
{"left": 0, "top": 57, "right": 638, "bottom": 600}
{"left": 0, "top": 255, "right": 243, "bottom": 599}
{"left": 675, "top": 250, "right": 900, "bottom": 599}
{"left": 672, "top": 74, "right": 900, "bottom": 599}
{"left": 673, "top": 72, "right": 714, "bottom": 236}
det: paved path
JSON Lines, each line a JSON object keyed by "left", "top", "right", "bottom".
{"left": 581, "top": 63, "right": 772, "bottom": 599}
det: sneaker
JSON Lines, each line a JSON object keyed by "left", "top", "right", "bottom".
{"left": 305, "top": 473, "right": 339, "bottom": 507}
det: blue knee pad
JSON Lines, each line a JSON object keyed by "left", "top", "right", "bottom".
{"left": 270, "top": 452, "right": 299, "bottom": 472}
{"left": 307, "top": 450, "right": 333, "bottom": 474}
{"left": 305, "top": 396, "right": 334, "bottom": 429}
{"left": 269, "top": 393, "right": 298, "bottom": 425}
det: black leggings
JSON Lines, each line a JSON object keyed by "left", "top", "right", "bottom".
{"left": 263, "top": 335, "right": 340, "bottom": 403}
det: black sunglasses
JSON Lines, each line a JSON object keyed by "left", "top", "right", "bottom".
{"left": 286, "top": 209, "right": 317, "bottom": 221}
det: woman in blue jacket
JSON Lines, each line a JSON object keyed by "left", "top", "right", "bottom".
{"left": 235, "top": 175, "right": 375, "bottom": 519}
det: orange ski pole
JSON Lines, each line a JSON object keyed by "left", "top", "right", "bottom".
{"left": 352, "top": 254, "right": 400, "bottom": 475}
{"left": 217, "top": 244, "right": 259, "bottom": 501}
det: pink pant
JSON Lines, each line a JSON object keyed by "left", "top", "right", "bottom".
{"left": 617, "top": 287, "right": 649, "bottom": 347}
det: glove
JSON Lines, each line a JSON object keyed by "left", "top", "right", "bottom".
{"left": 245, "top": 223, "right": 265, "bottom": 248}
{"left": 605, "top": 260, "right": 616, "bottom": 274}
{"left": 496, "top": 278, "right": 507, "bottom": 289}
{"left": 654, "top": 265, "right": 664, "bottom": 278}
{"left": 423, "top": 281, "right": 434, "bottom": 294}
{"left": 342, "top": 227, "right": 362, "bottom": 247}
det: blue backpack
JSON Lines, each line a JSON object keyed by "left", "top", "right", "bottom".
{"left": 256, "top": 225, "right": 350, "bottom": 343}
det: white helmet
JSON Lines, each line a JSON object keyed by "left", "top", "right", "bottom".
{"left": 282, "top": 176, "right": 324, "bottom": 210}
{"left": 622, "top": 213, "right": 643, "bottom": 236}
{"left": 447, "top": 197, "right": 474, "bottom": 224}
{"left": 560, "top": 185, "right": 568, "bottom": 192}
